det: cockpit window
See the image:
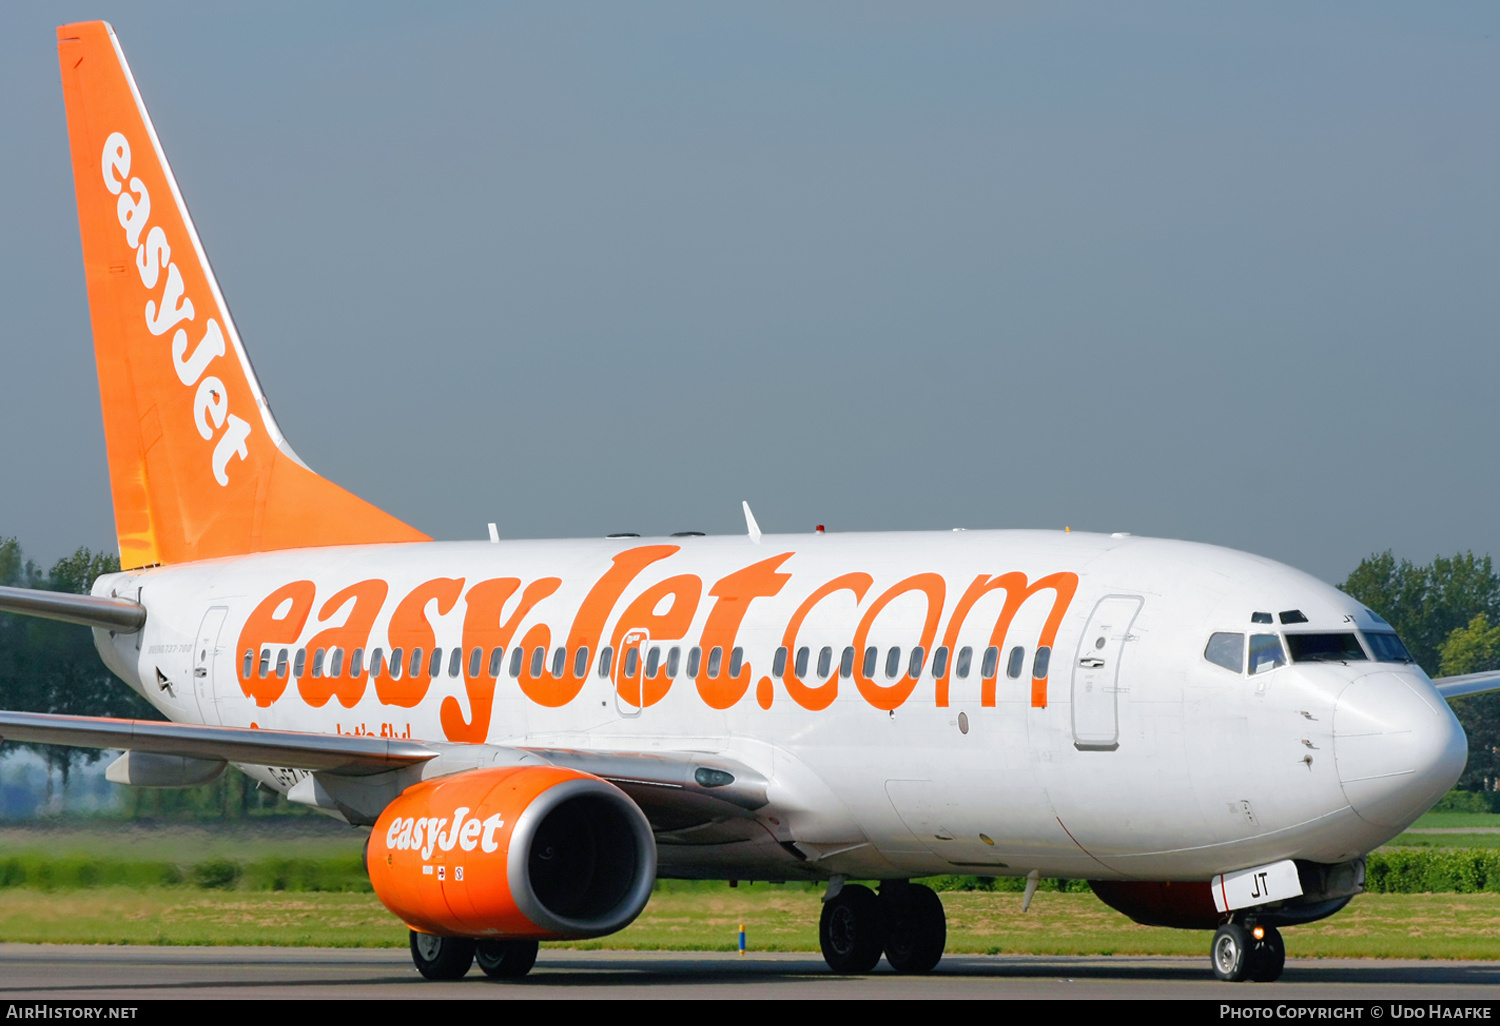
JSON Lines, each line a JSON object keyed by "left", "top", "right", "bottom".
{"left": 1249, "top": 634, "right": 1286, "bottom": 674}
{"left": 1364, "top": 631, "right": 1414, "bottom": 663}
{"left": 1279, "top": 610, "right": 1309, "bottom": 625}
{"left": 1204, "top": 633, "right": 1244, "bottom": 673}
{"left": 1286, "top": 633, "right": 1368, "bottom": 663}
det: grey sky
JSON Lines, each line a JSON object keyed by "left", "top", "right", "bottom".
{"left": 2, "top": 2, "right": 1497, "bottom": 583}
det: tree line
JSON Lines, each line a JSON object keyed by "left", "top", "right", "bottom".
{"left": 0, "top": 537, "right": 1498, "bottom": 813}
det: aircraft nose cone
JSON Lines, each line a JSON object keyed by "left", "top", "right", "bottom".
{"left": 1333, "top": 671, "right": 1466, "bottom": 828}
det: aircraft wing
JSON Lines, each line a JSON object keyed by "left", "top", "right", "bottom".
{"left": 0, "top": 710, "right": 437, "bottom": 776}
{"left": 0, "top": 710, "right": 769, "bottom": 833}
{"left": 1433, "top": 671, "right": 1500, "bottom": 701}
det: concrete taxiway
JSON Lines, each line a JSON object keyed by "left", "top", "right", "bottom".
{"left": 0, "top": 946, "right": 1496, "bottom": 1000}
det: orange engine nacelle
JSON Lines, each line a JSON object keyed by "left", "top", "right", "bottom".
{"left": 368, "top": 765, "right": 657, "bottom": 940}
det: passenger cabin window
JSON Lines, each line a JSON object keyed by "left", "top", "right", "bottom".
{"left": 489, "top": 647, "right": 504, "bottom": 678}
{"left": 409, "top": 648, "right": 424, "bottom": 679}
{"left": 386, "top": 648, "right": 401, "bottom": 679}
{"left": 469, "top": 647, "right": 482, "bottom": 678}
{"left": 645, "top": 647, "right": 661, "bottom": 678}
{"left": 981, "top": 646, "right": 999, "bottom": 679}
{"left": 448, "top": 648, "right": 463, "bottom": 678}
{"left": 350, "top": 648, "right": 364, "bottom": 678}
{"left": 312, "top": 648, "right": 326, "bottom": 678}
{"left": 427, "top": 648, "right": 442, "bottom": 679}
{"left": 1006, "top": 646, "right": 1025, "bottom": 679}
{"left": 327, "top": 646, "right": 342, "bottom": 678}
{"left": 243, "top": 650, "right": 254, "bottom": 678}
{"left": 1033, "top": 646, "right": 1051, "bottom": 679}
{"left": 729, "top": 648, "right": 745, "bottom": 677}
{"left": 574, "top": 647, "right": 590, "bottom": 677}
{"left": 276, "top": 649, "right": 289, "bottom": 678}
{"left": 1286, "top": 633, "right": 1367, "bottom": 663}
{"left": 818, "top": 647, "right": 833, "bottom": 679}
{"left": 598, "top": 647, "right": 613, "bottom": 677}
{"left": 530, "top": 647, "right": 544, "bottom": 677}
{"left": 1249, "top": 634, "right": 1286, "bottom": 674}
{"left": 708, "top": 647, "right": 723, "bottom": 678}
{"left": 509, "top": 648, "right": 523, "bottom": 678}
{"left": 686, "top": 647, "right": 700, "bottom": 677}
{"left": 667, "top": 647, "right": 680, "bottom": 677}
{"left": 908, "top": 646, "right": 925, "bottom": 679}
{"left": 885, "top": 647, "right": 902, "bottom": 679}
{"left": 772, "top": 647, "right": 788, "bottom": 678}
{"left": 294, "top": 648, "right": 307, "bottom": 677}
{"left": 955, "top": 647, "right": 972, "bottom": 679}
{"left": 258, "top": 649, "right": 271, "bottom": 678}
{"left": 931, "top": 646, "right": 948, "bottom": 679}
{"left": 1204, "top": 632, "right": 1244, "bottom": 673}
{"left": 624, "top": 648, "right": 639, "bottom": 677}
{"left": 841, "top": 646, "right": 856, "bottom": 678}
{"left": 1364, "top": 631, "right": 1414, "bottom": 663}
{"left": 551, "top": 647, "right": 566, "bottom": 678}
{"left": 370, "top": 648, "right": 385, "bottom": 679}
{"left": 862, "top": 647, "right": 878, "bottom": 678}
{"left": 795, "top": 647, "right": 810, "bottom": 678}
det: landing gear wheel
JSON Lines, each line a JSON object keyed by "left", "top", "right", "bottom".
{"left": 476, "top": 939, "right": 539, "bottom": 979}
{"left": 1250, "top": 926, "right": 1285, "bottom": 982}
{"left": 409, "top": 930, "right": 476, "bottom": 980}
{"left": 880, "top": 883, "right": 946, "bottom": 974}
{"left": 820, "top": 884, "right": 885, "bottom": 974}
{"left": 1210, "top": 922, "right": 1252, "bottom": 982}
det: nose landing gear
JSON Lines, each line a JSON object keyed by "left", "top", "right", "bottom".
{"left": 1211, "top": 921, "right": 1285, "bottom": 982}
{"left": 818, "top": 880, "right": 948, "bottom": 975}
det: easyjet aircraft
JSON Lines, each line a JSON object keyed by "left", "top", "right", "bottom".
{"left": 3, "top": 21, "right": 1490, "bottom": 983}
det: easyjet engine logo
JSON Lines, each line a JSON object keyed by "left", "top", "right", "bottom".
{"left": 101, "top": 132, "right": 251, "bottom": 486}
{"left": 385, "top": 806, "right": 505, "bottom": 861}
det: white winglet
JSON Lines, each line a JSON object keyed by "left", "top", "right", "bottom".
{"left": 742, "top": 501, "right": 762, "bottom": 545}
{"left": 487, "top": 522, "right": 500, "bottom": 544}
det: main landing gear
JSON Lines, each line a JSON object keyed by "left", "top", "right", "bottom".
{"left": 409, "top": 931, "right": 540, "bottom": 980}
{"left": 819, "top": 880, "right": 947, "bottom": 975}
{"left": 1210, "top": 921, "right": 1285, "bottom": 983}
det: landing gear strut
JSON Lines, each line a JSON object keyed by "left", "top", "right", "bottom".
{"left": 1210, "top": 922, "right": 1284, "bottom": 982}
{"left": 819, "top": 880, "right": 947, "bottom": 975}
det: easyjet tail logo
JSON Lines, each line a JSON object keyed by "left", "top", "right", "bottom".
{"left": 101, "top": 132, "right": 250, "bottom": 486}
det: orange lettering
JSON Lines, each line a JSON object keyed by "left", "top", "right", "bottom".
{"left": 934, "top": 571, "right": 1078, "bottom": 708}
{"left": 517, "top": 546, "right": 678, "bottom": 708}
{"left": 779, "top": 573, "right": 873, "bottom": 711}
{"left": 851, "top": 573, "right": 945, "bottom": 712}
{"left": 379, "top": 578, "right": 464, "bottom": 708}
{"left": 235, "top": 581, "right": 315, "bottom": 707}
{"left": 695, "top": 553, "right": 794, "bottom": 710}
{"left": 611, "top": 574, "right": 703, "bottom": 708}
{"left": 442, "top": 576, "right": 560, "bottom": 739}
{"left": 297, "top": 579, "right": 388, "bottom": 709}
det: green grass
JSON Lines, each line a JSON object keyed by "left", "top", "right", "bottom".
{"left": 1408, "top": 811, "right": 1500, "bottom": 830}
{"left": 0, "top": 886, "right": 1495, "bottom": 959}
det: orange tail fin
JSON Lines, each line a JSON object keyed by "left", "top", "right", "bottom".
{"left": 57, "top": 22, "right": 427, "bottom": 570}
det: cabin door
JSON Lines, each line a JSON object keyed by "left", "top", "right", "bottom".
{"left": 1071, "top": 595, "right": 1142, "bottom": 751}
{"left": 193, "top": 606, "right": 229, "bottom": 725}
{"left": 614, "top": 628, "right": 648, "bottom": 717}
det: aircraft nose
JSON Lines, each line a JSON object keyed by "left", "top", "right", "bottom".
{"left": 1333, "top": 671, "right": 1467, "bottom": 828}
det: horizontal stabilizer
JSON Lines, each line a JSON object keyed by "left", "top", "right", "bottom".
{"left": 1433, "top": 671, "right": 1500, "bottom": 701}
{"left": 0, "top": 710, "right": 436, "bottom": 776}
{"left": 0, "top": 585, "right": 146, "bottom": 633}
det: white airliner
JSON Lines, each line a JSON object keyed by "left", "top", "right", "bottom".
{"left": 3, "top": 21, "right": 1488, "bottom": 983}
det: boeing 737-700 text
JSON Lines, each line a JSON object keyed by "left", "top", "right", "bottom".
{"left": 2, "top": 21, "right": 1491, "bottom": 983}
